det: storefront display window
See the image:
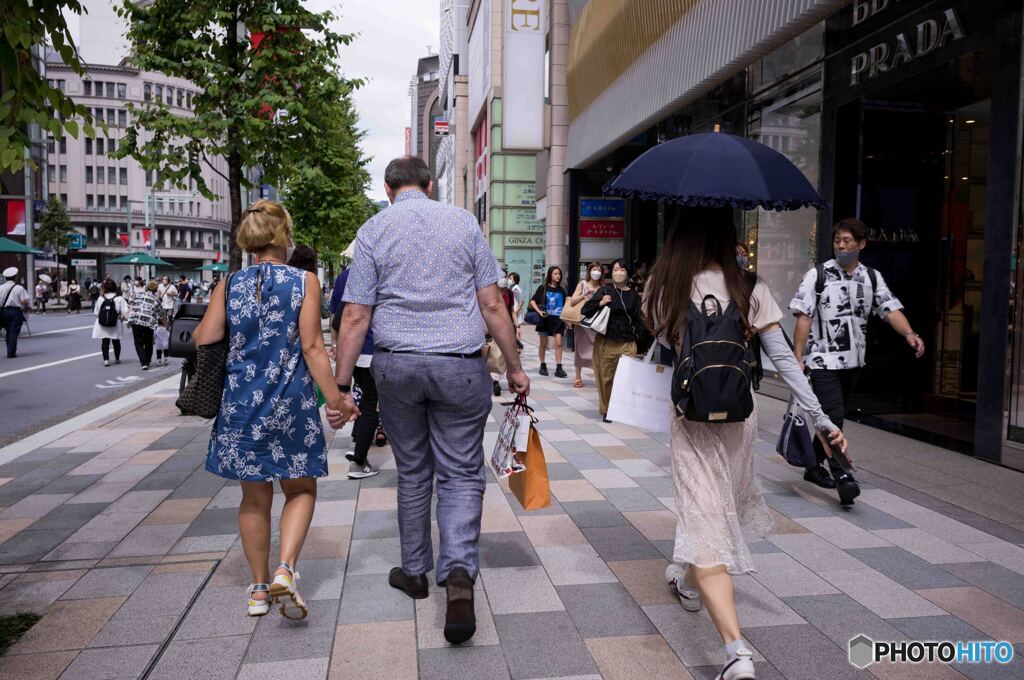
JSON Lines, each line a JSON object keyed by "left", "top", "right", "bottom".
{"left": 745, "top": 69, "right": 822, "bottom": 336}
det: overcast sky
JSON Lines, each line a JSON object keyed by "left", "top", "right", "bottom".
{"left": 312, "top": 1, "right": 441, "bottom": 201}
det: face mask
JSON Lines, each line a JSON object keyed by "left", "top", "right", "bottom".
{"left": 590, "top": 270, "right": 602, "bottom": 281}
{"left": 834, "top": 250, "right": 858, "bottom": 267}
{"left": 507, "top": 278, "right": 515, "bottom": 287}
{"left": 737, "top": 255, "right": 749, "bottom": 270}
{"left": 612, "top": 270, "right": 627, "bottom": 283}
{"left": 497, "top": 278, "right": 507, "bottom": 289}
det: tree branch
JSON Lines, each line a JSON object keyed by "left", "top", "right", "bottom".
{"left": 202, "top": 152, "right": 230, "bottom": 182}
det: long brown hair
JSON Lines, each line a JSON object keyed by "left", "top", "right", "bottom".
{"left": 644, "top": 207, "right": 757, "bottom": 344}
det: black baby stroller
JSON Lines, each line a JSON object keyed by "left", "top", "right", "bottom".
{"left": 169, "top": 302, "right": 207, "bottom": 396}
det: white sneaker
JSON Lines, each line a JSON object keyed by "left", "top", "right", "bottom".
{"left": 103, "top": 360, "right": 109, "bottom": 367}
{"left": 717, "top": 649, "right": 755, "bottom": 680}
{"left": 665, "top": 562, "right": 702, "bottom": 612}
{"left": 246, "top": 583, "right": 270, "bottom": 617}
{"left": 347, "top": 461, "right": 380, "bottom": 479}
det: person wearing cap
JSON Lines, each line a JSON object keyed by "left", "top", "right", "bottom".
{"left": 0, "top": 267, "right": 31, "bottom": 358}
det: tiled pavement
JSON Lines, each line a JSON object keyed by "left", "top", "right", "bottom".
{"left": 2, "top": 334, "right": 1024, "bottom": 679}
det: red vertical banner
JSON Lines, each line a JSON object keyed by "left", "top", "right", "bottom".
{"left": 6, "top": 200, "right": 26, "bottom": 235}
{"left": 118, "top": 233, "right": 129, "bottom": 247}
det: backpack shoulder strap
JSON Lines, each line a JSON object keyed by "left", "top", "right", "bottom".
{"left": 813, "top": 263, "right": 825, "bottom": 339}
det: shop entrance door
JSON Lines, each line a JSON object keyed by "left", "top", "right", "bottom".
{"left": 844, "top": 55, "right": 991, "bottom": 450}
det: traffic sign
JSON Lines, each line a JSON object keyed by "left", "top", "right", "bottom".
{"left": 434, "top": 120, "right": 450, "bottom": 136}
{"left": 67, "top": 232, "right": 87, "bottom": 250}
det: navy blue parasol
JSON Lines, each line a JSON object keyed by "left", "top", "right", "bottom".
{"left": 603, "top": 131, "right": 826, "bottom": 211}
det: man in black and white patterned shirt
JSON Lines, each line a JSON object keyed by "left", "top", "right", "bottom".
{"left": 790, "top": 218, "right": 925, "bottom": 506}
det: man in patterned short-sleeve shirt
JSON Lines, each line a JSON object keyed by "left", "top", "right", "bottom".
{"left": 328, "top": 156, "right": 528, "bottom": 645}
{"left": 790, "top": 218, "right": 925, "bottom": 507}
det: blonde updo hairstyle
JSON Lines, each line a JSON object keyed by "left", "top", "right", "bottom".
{"left": 236, "top": 200, "right": 293, "bottom": 253}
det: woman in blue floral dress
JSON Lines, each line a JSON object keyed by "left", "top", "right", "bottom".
{"left": 193, "top": 200, "right": 346, "bottom": 621}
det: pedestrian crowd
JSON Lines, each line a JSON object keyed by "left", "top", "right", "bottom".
{"left": 68, "top": 154, "right": 918, "bottom": 680}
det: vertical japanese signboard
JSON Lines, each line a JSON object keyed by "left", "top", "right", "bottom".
{"left": 502, "top": 0, "right": 545, "bottom": 150}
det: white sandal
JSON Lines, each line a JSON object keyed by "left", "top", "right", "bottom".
{"left": 268, "top": 562, "right": 308, "bottom": 619}
{"left": 246, "top": 583, "right": 270, "bottom": 617}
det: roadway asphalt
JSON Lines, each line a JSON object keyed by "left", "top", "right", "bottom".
{"left": 0, "top": 308, "right": 184, "bottom": 446}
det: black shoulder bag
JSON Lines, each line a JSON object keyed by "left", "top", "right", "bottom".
{"left": 176, "top": 274, "right": 233, "bottom": 418}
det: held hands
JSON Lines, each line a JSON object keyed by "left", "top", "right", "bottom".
{"left": 599, "top": 294, "right": 612, "bottom": 306}
{"left": 325, "top": 393, "right": 360, "bottom": 430}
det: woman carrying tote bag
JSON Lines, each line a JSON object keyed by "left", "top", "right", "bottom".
{"left": 580, "top": 259, "right": 642, "bottom": 422}
{"left": 564, "top": 262, "right": 604, "bottom": 388}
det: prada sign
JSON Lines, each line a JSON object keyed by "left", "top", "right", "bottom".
{"left": 850, "top": 7, "right": 966, "bottom": 85}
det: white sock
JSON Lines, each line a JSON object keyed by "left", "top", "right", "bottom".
{"left": 725, "top": 638, "right": 748, "bottom": 661}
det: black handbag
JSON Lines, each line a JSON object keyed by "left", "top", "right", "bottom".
{"left": 176, "top": 275, "right": 232, "bottom": 418}
{"left": 776, "top": 397, "right": 817, "bottom": 468}
{"left": 168, "top": 303, "right": 209, "bottom": 358}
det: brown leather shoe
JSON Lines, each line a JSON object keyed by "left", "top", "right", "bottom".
{"left": 388, "top": 567, "right": 429, "bottom": 600}
{"left": 443, "top": 567, "right": 476, "bottom": 644}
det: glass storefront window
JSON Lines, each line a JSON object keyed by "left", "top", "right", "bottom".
{"left": 749, "top": 22, "right": 824, "bottom": 96}
{"left": 745, "top": 70, "right": 822, "bottom": 336}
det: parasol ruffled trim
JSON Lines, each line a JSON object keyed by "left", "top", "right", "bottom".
{"left": 601, "top": 184, "right": 829, "bottom": 212}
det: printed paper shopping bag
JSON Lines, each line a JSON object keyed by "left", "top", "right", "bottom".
{"left": 606, "top": 345, "right": 673, "bottom": 433}
{"left": 509, "top": 426, "right": 551, "bottom": 510}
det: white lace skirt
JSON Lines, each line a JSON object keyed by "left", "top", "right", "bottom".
{"left": 669, "top": 398, "right": 776, "bottom": 575}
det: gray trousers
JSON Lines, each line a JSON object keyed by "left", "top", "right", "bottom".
{"left": 372, "top": 351, "right": 492, "bottom": 583}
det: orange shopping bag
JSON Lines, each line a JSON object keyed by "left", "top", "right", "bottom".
{"left": 509, "top": 425, "right": 551, "bottom": 510}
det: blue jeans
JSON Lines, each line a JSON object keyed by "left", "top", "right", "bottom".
{"left": 372, "top": 351, "right": 491, "bottom": 583}
{"left": 3, "top": 307, "right": 24, "bottom": 357}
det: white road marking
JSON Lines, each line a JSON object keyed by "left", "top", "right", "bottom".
{"left": 95, "top": 376, "right": 143, "bottom": 389}
{"left": 0, "top": 352, "right": 101, "bottom": 379}
{"left": 28, "top": 324, "right": 94, "bottom": 337}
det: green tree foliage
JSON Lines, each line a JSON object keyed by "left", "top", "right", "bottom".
{"left": 0, "top": 1, "right": 99, "bottom": 172}
{"left": 113, "top": 0, "right": 363, "bottom": 271}
{"left": 282, "top": 77, "right": 373, "bottom": 269}
{"left": 36, "top": 195, "right": 72, "bottom": 283}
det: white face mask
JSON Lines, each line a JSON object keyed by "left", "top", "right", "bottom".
{"left": 497, "top": 278, "right": 507, "bottom": 289}
{"left": 508, "top": 278, "right": 516, "bottom": 287}
{"left": 590, "top": 269, "right": 602, "bottom": 281}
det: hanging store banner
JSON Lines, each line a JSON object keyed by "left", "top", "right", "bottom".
{"left": 5, "top": 200, "right": 26, "bottom": 236}
{"left": 502, "top": 0, "right": 545, "bottom": 150}
{"left": 468, "top": 0, "right": 492, "bottom": 124}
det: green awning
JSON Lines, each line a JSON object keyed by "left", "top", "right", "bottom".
{"left": 0, "top": 237, "right": 44, "bottom": 255}
{"left": 196, "top": 262, "right": 228, "bottom": 272}
{"left": 105, "top": 252, "right": 173, "bottom": 266}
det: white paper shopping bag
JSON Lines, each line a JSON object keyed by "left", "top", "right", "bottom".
{"left": 606, "top": 345, "right": 673, "bottom": 433}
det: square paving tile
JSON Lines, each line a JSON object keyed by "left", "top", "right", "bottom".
{"left": 549, "top": 480, "right": 604, "bottom": 503}
{"left": 113, "top": 570, "right": 210, "bottom": 620}
{"left": 294, "top": 558, "right": 346, "bottom": 601}
{"left": 783, "top": 593, "right": 906, "bottom": 648}
{"left": 352, "top": 509, "right": 401, "bottom": 539}
{"left": 0, "top": 493, "right": 74, "bottom": 519}
{"left": 142, "top": 498, "right": 210, "bottom": 526}
{"left": 418, "top": 645, "right": 510, "bottom": 680}
{"left": 479, "top": 531, "right": 541, "bottom": 568}
{"left": 0, "top": 650, "right": 77, "bottom": 680}
{"left": 310, "top": 500, "right": 357, "bottom": 528}
{"left": 579, "top": 468, "right": 638, "bottom": 489}
{"left": 518, "top": 515, "right": 588, "bottom": 547}
{"left": 817, "top": 568, "right": 947, "bottom": 619}
{"left": 534, "top": 545, "right": 617, "bottom": 586}
{"left": 481, "top": 566, "right": 564, "bottom": 614}
{"left": 60, "top": 643, "right": 158, "bottom": 679}
{"left": 846, "top": 546, "right": 967, "bottom": 590}
{"left": 108, "top": 522, "right": 189, "bottom": 558}
{"left": 181, "top": 507, "right": 238, "bottom": 537}
{"left": 415, "top": 588, "right": 500, "bottom": 647}
{"left": 9, "top": 596, "right": 125, "bottom": 653}
{"left": 940, "top": 561, "right": 1024, "bottom": 610}
{"left": 581, "top": 525, "right": 661, "bottom": 561}
{"left": 767, "top": 533, "right": 869, "bottom": 572}
{"left": 0, "top": 527, "right": 78, "bottom": 564}
{"left": 623, "top": 510, "right": 676, "bottom": 542}
{"left": 238, "top": 657, "right": 330, "bottom": 680}
{"left": 60, "top": 565, "right": 152, "bottom": 600}
{"left": 793, "top": 516, "right": 893, "bottom": 549}
{"left": 330, "top": 620, "right": 417, "bottom": 680}
{"left": 245, "top": 601, "right": 339, "bottom": 663}
{"left": 493, "top": 611, "right": 599, "bottom": 679}
{"left": 750, "top": 552, "right": 841, "bottom": 598}
{"left": 347, "top": 537, "right": 402, "bottom": 575}
{"left": 176, "top": 584, "right": 260, "bottom": 640}
{"left": 558, "top": 582, "right": 657, "bottom": 637}
{"left": 599, "top": 487, "right": 666, "bottom": 512}
{"left": 585, "top": 634, "right": 693, "bottom": 680}
{"left": 88, "top": 613, "right": 179, "bottom": 647}
{"left": 561, "top": 501, "right": 628, "bottom": 529}
{"left": 29, "top": 503, "right": 108, "bottom": 531}
{"left": 607, "top": 558, "right": 678, "bottom": 606}
{"left": 743, "top": 624, "right": 869, "bottom": 680}
{"left": 338, "top": 573, "right": 414, "bottom": 624}
{"left": 149, "top": 634, "right": 250, "bottom": 680}
{"left": 917, "top": 586, "right": 1024, "bottom": 642}
{"left": 871, "top": 528, "right": 989, "bottom": 564}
